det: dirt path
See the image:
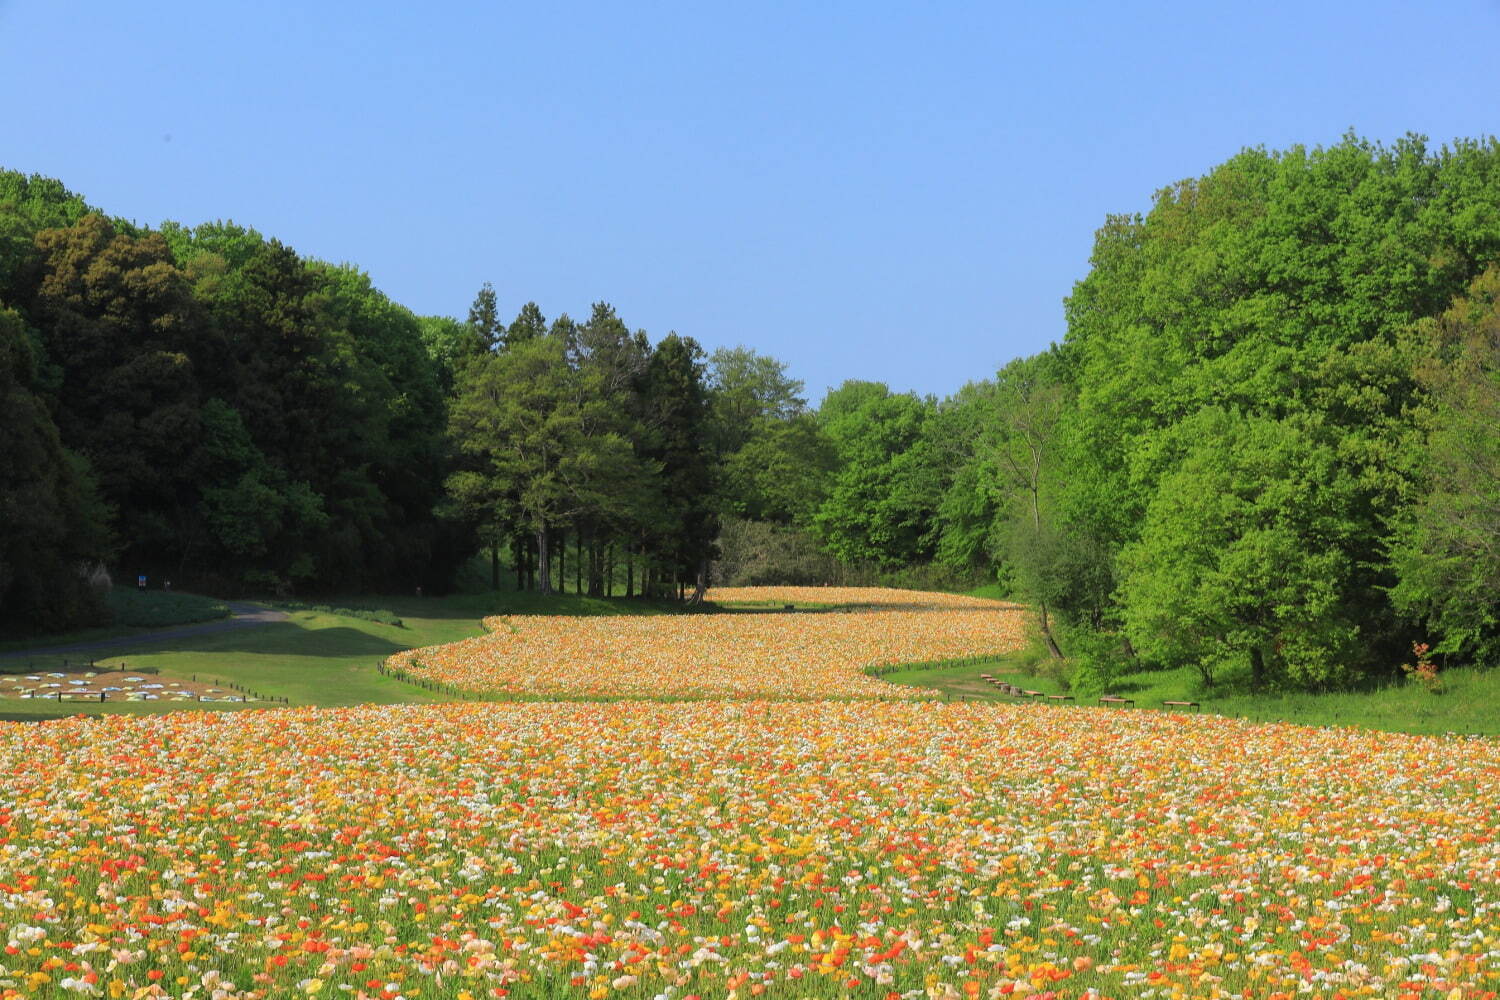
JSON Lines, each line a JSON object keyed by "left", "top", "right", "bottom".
{"left": 0, "top": 602, "right": 290, "bottom": 662}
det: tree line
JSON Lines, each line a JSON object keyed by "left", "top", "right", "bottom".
{"left": 0, "top": 173, "right": 457, "bottom": 630}
{"left": 937, "top": 133, "right": 1500, "bottom": 692}
{"left": 3, "top": 132, "right": 1499, "bottom": 696}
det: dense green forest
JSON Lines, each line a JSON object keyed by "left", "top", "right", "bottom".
{"left": 3, "top": 133, "right": 1498, "bottom": 694}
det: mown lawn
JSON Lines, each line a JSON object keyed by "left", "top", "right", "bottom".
{"left": 0, "top": 591, "right": 686, "bottom": 721}
{"left": 0, "top": 587, "right": 231, "bottom": 652}
{"left": 8, "top": 583, "right": 1496, "bottom": 737}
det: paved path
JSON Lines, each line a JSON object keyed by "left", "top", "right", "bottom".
{"left": 0, "top": 602, "right": 290, "bottom": 662}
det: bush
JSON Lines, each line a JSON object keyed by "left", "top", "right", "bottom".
{"left": 272, "top": 601, "right": 404, "bottom": 628}
{"left": 714, "top": 519, "right": 842, "bottom": 586}
{"left": 714, "top": 518, "right": 992, "bottom": 593}
{"left": 105, "top": 588, "right": 230, "bottom": 628}
{"left": 1054, "top": 622, "right": 1136, "bottom": 697}
{"left": 871, "top": 562, "right": 990, "bottom": 593}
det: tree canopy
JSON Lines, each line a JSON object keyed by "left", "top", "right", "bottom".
{"left": 7, "top": 133, "right": 1500, "bottom": 685}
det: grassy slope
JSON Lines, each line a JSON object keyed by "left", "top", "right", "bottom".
{"left": 0, "top": 588, "right": 231, "bottom": 652}
{"left": 0, "top": 591, "right": 683, "bottom": 722}
{"left": 875, "top": 583, "right": 1492, "bottom": 735}
{"left": 7, "top": 578, "right": 1495, "bottom": 737}
{"left": 882, "top": 653, "right": 1500, "bottom": 736}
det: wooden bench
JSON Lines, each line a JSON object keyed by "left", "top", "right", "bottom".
{"left": 1098, "top": 695, "right": 1134, "bottom": 707}
{"left": 1047, "top": 694, "right": 1073, "bottom": 701}
{"left": 1024, "top": 690, "right": 1046, "bottom": 698}
{"left": 1161, "top": 700, "right": 1201, "bottom": 712}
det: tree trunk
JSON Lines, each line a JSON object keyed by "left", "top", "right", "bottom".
{"left": 687, "top": 557, "right": 708, "bottom": 605}
{"left": 626, "top": 547, "right": 634, "bottom": 598}
{"left": 537, "top": 525, "right": 551, "bottom": 595}
{"left": 490, "top": 544, "right": 500, "bottom": 591}
{"left": 1250, "top": 644, "right": 1267, "bottom": 692}
{"left": 605, "top": 544, "right": 614, "bottom": 597}
{"left": 557, "top": 528, "right": 565, "bottom": 595}
{"left": 1025, "top": 468, "right": 1064, "bottom": 659}
{"left": 1038, "top": 600, "right": 1064, "bottom": 659}
{"left": 575, "top": 530, "right": 583, "bottom": 595}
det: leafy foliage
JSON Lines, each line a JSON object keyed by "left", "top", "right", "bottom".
{"left": 812, "top": 382, "right": 944, "bottom": 567}
{"left": 104, "top": 587, "right": 230, "bottom": 628}
{"left": 9, "top": 133, "right": 1500, "bottom": 677}
{"left": 0, "top": 302, "right": 112, "bottom": 634}
{"left": 1389, "top": 267, "right": 1500, "bottom": 661}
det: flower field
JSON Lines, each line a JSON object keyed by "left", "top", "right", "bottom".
{"left": 1, "top": 701, "right": 1497, "bottom": 1000}
{"left": 703, "top": 588, "right": 1014, "bottom": 610}
{"left": 389, "top": 589, "right": 1028, "bottom": 699}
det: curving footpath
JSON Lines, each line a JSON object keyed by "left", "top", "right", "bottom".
{"left": 0, "top": 601, "right": 288, "bottom": 662}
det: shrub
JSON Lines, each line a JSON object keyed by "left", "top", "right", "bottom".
{"left": 105, "top": 588, "right": 230, "bottom": 628}
{"left": 272, "top": 601, "right": 404, "bottom": 628}
{"left": 1400, "top": 642, "right": 1444, "bottom": 694}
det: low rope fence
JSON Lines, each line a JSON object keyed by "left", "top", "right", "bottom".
{"left": 377, "top": 657, "right": 487, "bottom": 702}
{"left": 3, "top": 657, "right": 287, "bottom": 705}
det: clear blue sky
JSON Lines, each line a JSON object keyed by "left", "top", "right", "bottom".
{"left": 3, "top": 1, "right": 1498, "bottom": 401}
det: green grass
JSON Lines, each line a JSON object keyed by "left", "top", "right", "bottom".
{"left": 0, "top": 587, "right": 231, "bottom": 652}
{"left": 964, "top": 582, "right": 1012, "bottom": 602}
{"left": 269, "top": 601, "right": 404, "bottom": 626}
{"left": 105, "top": 587, "right": 230, "bottom": 627}
{"left": 879, "top": 655, "right": 1068, "bottom": 701}
{"left": 0, "top": 590, "right": 687, "bottom": 722}
{"left": 882, "top": 652, "right": 1500, "bottom": 736}
{"left": 0, "top": 611, "right": 448, "bottom": 721}
{"left": 8, "top": 580, "right": 1495, "bottom": 738}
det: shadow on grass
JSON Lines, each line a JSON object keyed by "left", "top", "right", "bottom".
{"left": 7, "top": 621, "right": 411, "bottom": 670}
{"left": 213, "top": 623, "right": 409, "bottom": 658}
{"left": 703, "top": 602, "right": 854, "bottom": 615}
{"left": 328, "top": 591, "right": 691, "bottom": 623}
{"left": 704, "top": 600, "right": 1003, "bottom": 615}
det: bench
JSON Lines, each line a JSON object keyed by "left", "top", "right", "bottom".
{"left": 1024, "top": 690, "right": 1046, "bottom": 698}
{"left": 1098, "top": 695, "right": 1134, "bottom": 707}
{"left": 1161, "top": 700, "right": 1201, "bottom": 712}
{"left": 1047, "top": 694, "right": 1074, "bottom": 701}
